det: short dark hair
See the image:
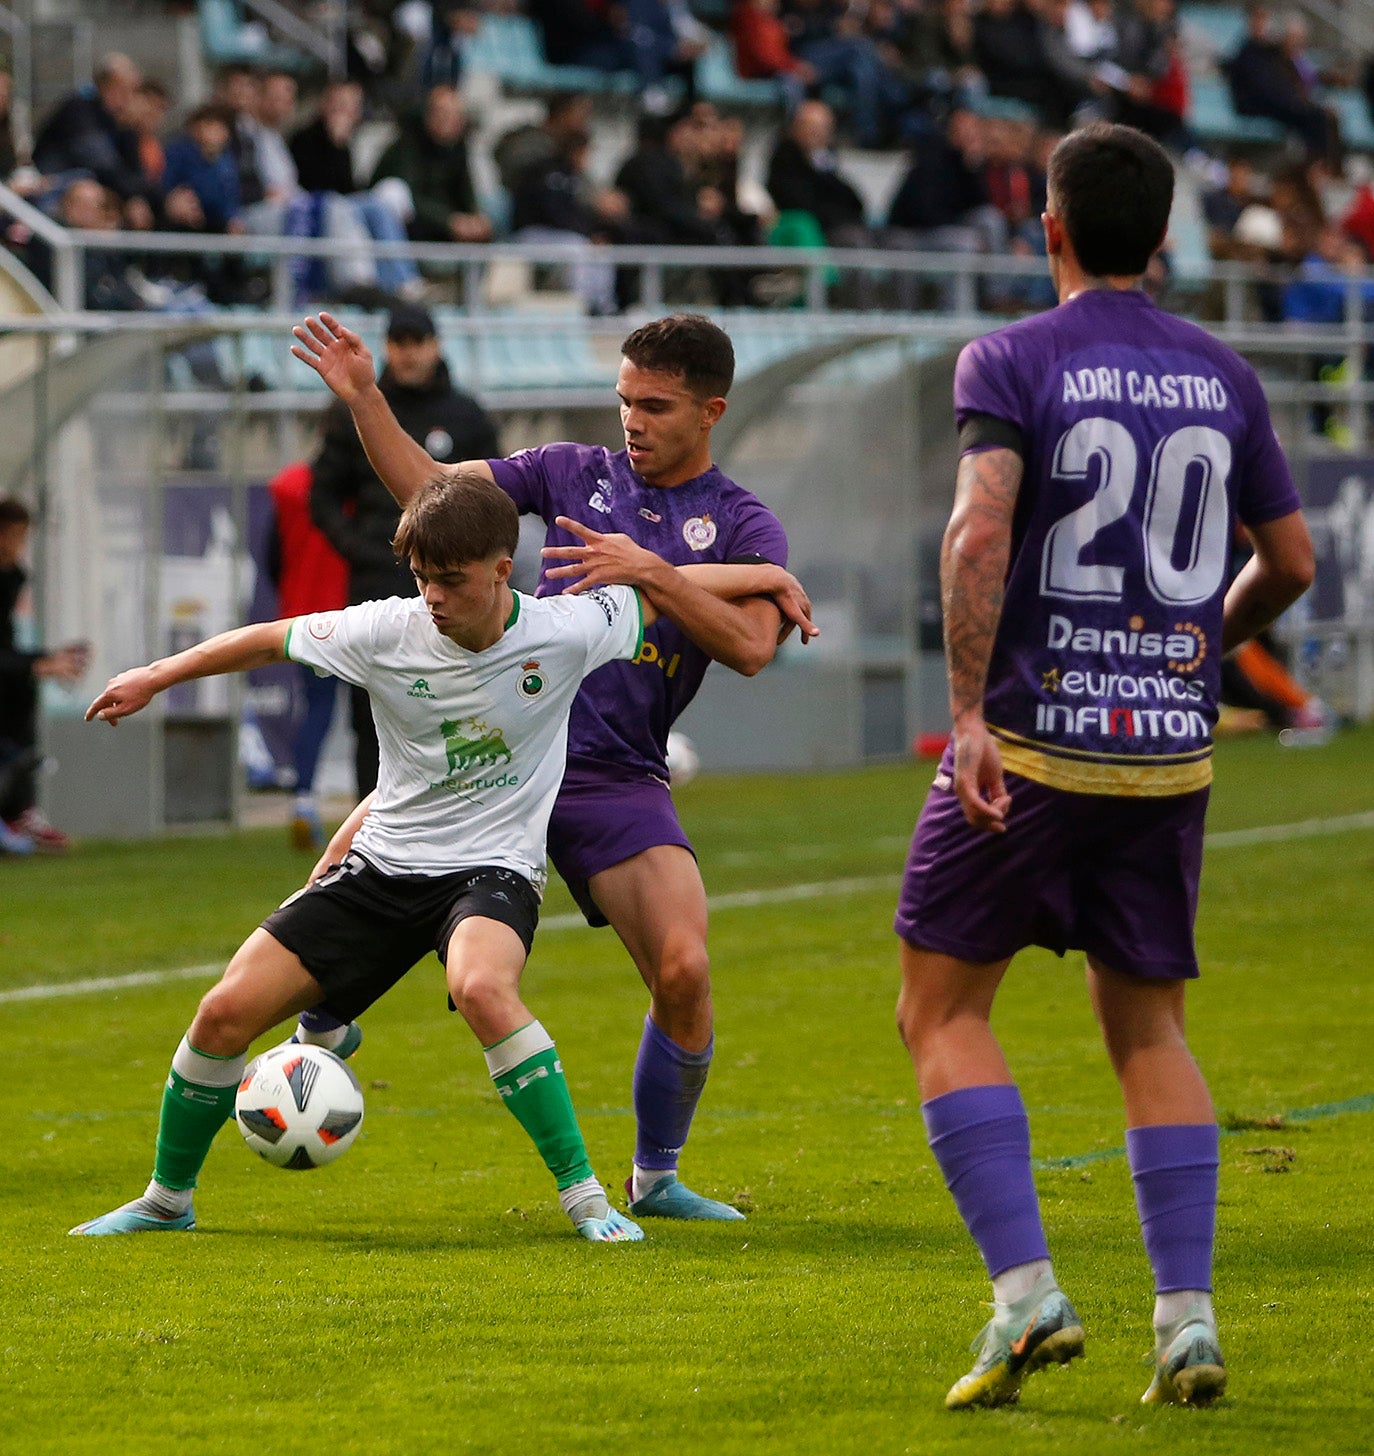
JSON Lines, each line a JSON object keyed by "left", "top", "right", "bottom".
{"left": 392, "top": 473, "right": 519, "bottom": 569}
{"left": 620, "top": 314, "right": 734, "bottom": 399}
{"left": 0, "top": 495, "right": 31, "bottom": 528}
{"left": 1047, "top": 122, "right": 1174, "bottom": 278}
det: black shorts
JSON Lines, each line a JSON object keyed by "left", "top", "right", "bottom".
{"left": 261, "top": 852, "right": 541, "bottom": 1022}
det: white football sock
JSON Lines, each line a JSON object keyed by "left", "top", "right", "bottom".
{"left": 992, "top": 1258, "right": 1055, "bottom": 1307}
{"left": 295, "top": 1022, "right": 349, "bottom": 1051}
{"left": 559, "top": 1174, "right": 609, "bottom": 1226}
{"left": 631, "top": 1165, "right": 675, "bottom": 1201}
{"left": 1154, "top": 1290, "right": 1214, "bottom": 1332}
{"left": 140, "top": 1179, "right": 194, "bottom": 1217}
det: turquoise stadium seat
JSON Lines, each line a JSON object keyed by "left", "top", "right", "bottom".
{"left": 1187, "top": 74, "right": 1285, "bottom": 145}
{"left": 1178, "top": 4, "right": 1247, "bottom": 59}
{"left": 460, "top": 14, "right": 639, "bottom": 95}
{"left": 474, "top": 320, "right": 603, "bottom": 391}
{"left": 198, "top": 0, "right": 314, "bottom": 73}
{"left": 1331, "top": 88, "right": 1374, "bottom": 152}
{"left": 697, "top": 37, "right": 783, "bottom": 109}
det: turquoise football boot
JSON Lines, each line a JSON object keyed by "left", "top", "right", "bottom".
{"left": 945, "top": 1278, "right": 1085, "bottom": 1409}
{"left": 70, "top": 1199, "right": 196, "bottom": 1236}
{"left": 627, "top": 1173, "right": 745, "bottom": 1221}
{"left": 1142, "top": 1308, "right": 1227, "bottom": 1406}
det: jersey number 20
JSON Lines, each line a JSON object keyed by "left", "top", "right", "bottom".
{"left": 1040, "top": 417, "right": 1232, "bottom": 607}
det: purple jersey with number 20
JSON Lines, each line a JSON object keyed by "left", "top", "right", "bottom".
{"left": 489, "top": 443, "right": 788, "bottom": 784}
{"left": 956, "top": 288, "right": 1301, "bottom": 796}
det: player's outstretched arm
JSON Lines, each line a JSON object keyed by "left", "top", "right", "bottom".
{"left": 290, "top": 313, "right": 496, "bottom": 507}
{"left": 308, "top": 791, "right": 375, "bottom": 884}
{"left": 85, "top": 621, "right": 290, "bottom": 726}
{"left": 941, "top": 447, "right": 1023, "bottom": 834}
{"left": 542, "top": 516, "right": 789, "bottom": 675}
{"left": 1221, "top": 509, "right": 1315, "bottom": 654}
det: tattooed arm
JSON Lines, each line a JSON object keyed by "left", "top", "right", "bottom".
{"left": 940, "top": 446, "right": 1023, "bottom": 833}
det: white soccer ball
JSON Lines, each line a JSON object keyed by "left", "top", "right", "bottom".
{"left": 666, "top": 730, "right": 700, "bottom": 787}
{"left": 235, "top": 1043, "right": 364, "bottom": 1170}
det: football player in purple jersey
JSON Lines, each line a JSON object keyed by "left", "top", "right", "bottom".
{"left": 893, "top": 123, "right": 1314, "bottom": 1410}
{"left": 291, "top": 311, "right": 815, "bottom": 1224}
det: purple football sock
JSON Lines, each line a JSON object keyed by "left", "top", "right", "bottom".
{"left": 922, "top": 1084, "right": 1051, "bottom": 1279}
{"left": 1126, "top": 1123, "right": 1219, "bottom": 1293}
{"left": 299, "top": 1008, "right": 347, "bottom": 1034}
{"left": 632, "top": 1014, "right": 712, "bottom": 1171}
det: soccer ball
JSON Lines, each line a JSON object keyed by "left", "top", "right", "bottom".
{"left": 666, "top": 730, "right": 700, "bottom": 787}
{"left": 235, "top": 1043, "right": 364, "bottom": 1170}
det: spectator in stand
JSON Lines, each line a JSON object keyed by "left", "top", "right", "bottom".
{"left": 1227, "top": 2, "right": 1339, "bottom": 164}
{"left": 493, "top": 91, "right": 594, "bottom": 196}
{"left": 291, "top": 78, "right": 423, "bottom": 300}
{"left": 1112, "top": 0, "right": 1191, "bottom": 148}
{"left": 904, "top": 0, "right": 986, "bottom": 111}
{"left": 33, "top": 53, "right": 160, "bottom": 230}
{"left": 973, "top": 0, "right": 1057, "bottom": 119}
{"left": 1341, "top": 168, "right": 1374, "bottom": 263}
{"left": 615, "top": 111, "right": 728, "bottom": 246}
{"left": 127, "top": 79, "right": 169, "bottom": 190}
{"left": 780, "top": 0, "right": 911, "bottom": 147}
{"left": 886, "top": 106, "right": 1004, "bottom": 272}
{"left": 1034, "top": 0, "right": 1106, "bottom": 128}
{"left": 371, "top": 84, "right": 492, "bottom": 244}
{"left": 1065, "top": 0, "right": 1118, "bottom": 66}
{"left": 686, "top": 103, "right": 767, "bottom": 247}
{"left": 0, "top": 496, "right": 87, "bottom": 856}
{"left": 214, "top": 65, "right": 269, "bottom": 215}
{"left": 511, "top": 129, "right": 637, "bottom": 313}
{"left": 162, "top": 104, "right": 245, "bottom": 237}
{"left": 309, "top": 303, "right": 500, "bottom": 793}
{"left": 419, "top": 2, "right": 484, "bottom": 90}
{"left": 765, "top": 99, "right": 868, "bottom": 242}
{"left": 1281, "top": 222, "right": 1374, "bottom": 325}
{"left": 264, "top": 459, "right": 348, "bottom": 852}
{"left": 1204, "top": 153, "right": 1262, "bottom": 259}
{"left": 731, "top": 0, "right": 814, "bottom": 114}
{"left": 525, "top": 0, "right": 636, "bottom": 75}
{"left": 24, "top": 177, "right": 147, "bottom": 309}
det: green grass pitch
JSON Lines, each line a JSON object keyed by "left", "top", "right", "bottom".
{"left": 2, "top": 729, "right": 1371, "bottom": 1454}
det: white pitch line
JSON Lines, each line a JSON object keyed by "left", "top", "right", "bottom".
{"left": 1203, "top": 808, "right": 1374, "bottom": 849}
{"left": 3, "top": 809, "right": 1371, "bottom": 1009}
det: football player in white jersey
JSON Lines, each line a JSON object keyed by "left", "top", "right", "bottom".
{"left": 70, "top": 472, "right": 794, "bottom": 1243}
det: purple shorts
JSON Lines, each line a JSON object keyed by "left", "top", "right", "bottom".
{"left": 547, "top": 774, "right": 695, "bottom": 927}
{"left": 894, "top": 769, "right": 1208, "bottom": 980}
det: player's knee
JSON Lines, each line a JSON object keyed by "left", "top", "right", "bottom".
{"left": 447, "top": 962, "right": 511, "bottom": 1026}
{"left": 652, "top": 939, "right": 710, "bottom": 1011}
{"left": 189, "top": 983, "right": 254, "bottom": 1057}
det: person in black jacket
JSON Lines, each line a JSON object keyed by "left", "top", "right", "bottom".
{"left": 0, "top": 497, "right": 87, "bottom": 854}
{"left": 309, "top": 304, "right": 500, "bottom": 792}
{"left": 1226, "top": 2, "right": 1337, "bottom": 162}
{"left": 765, "top": 100, "right": 869, "bottom": 240}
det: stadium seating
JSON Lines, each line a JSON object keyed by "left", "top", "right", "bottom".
{"left": 1186, "top": 74, "right": 1286, "bottom": 146}
{"left": 696, "top": 36, "right": 783, "bottom": 110}
{"left": 458, "top": 14, "right": 640, "bottom": 96}
{"left": 197, "top": 0, "right": 314, "bottom": 74}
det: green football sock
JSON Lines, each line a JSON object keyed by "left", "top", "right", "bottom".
{"left": 484, "top": 1021, "right": 594, "bottom": 1191}
{"left": 152, "top": 1037, "right": 247, "bottom": 1191}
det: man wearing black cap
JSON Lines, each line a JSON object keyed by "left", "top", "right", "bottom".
{"left": 310, "top": 304, "right": 500, "bottom": 793}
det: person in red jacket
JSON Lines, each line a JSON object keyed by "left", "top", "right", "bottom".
{"left": 265, "top": 460, "right": 349, "bottom": 849}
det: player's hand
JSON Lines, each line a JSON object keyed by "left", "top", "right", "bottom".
{"left": 950, "top": 716, "right": 1011, "bottom": 834}
{"left": 290, "top": 312, "right": 377, "bottom": 404}
{"left": 541, "top": 516, "right": 662, "bottom": 591}
{"left": 85, "top": 666, "right": 159, "bottom": 726}
{"left": 763, "top": 568, "right": 819, "bottom": 645}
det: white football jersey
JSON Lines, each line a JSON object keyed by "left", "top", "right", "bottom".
{"left": 286, "top": 587, "right": 643, "bottom": 889}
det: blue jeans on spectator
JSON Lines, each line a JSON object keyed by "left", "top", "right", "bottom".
{"left": 294, "top": 666, "right": 339, "bottom": 795}
{"left": 351, "top": 191, "right": 421, "bottom": 295}
{"left": 796, "top": 36, "right": 908, "bottom": 145}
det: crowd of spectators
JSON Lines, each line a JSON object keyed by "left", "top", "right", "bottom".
{"left": 0, "top": 0, "right": 1370, "bottom": 318}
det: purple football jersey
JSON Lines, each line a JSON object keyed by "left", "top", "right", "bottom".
{"left": 489, "top": 443, "right": 788, "bottom": 781}
{"left": 955, "top": 288, "right": 1301, "bottom": 795}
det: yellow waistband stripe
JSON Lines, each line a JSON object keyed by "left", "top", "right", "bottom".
{"left": 989, "top": 728, "right": 1213, "bottom": 797}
